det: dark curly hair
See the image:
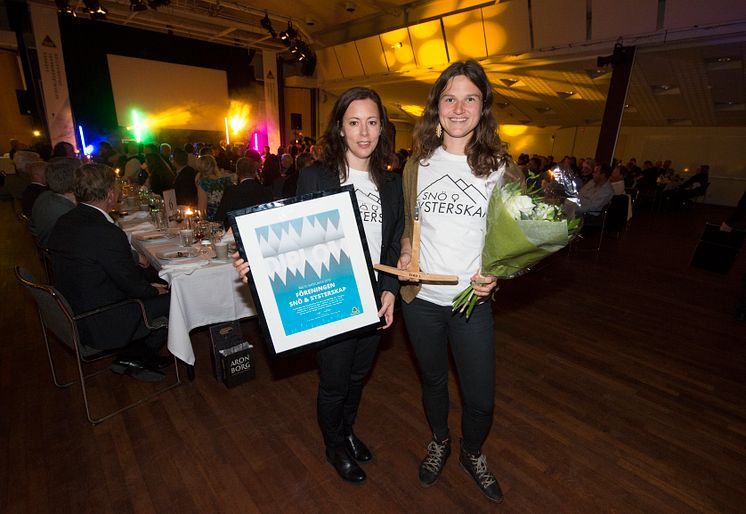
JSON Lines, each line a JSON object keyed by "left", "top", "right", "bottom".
{"left": 412, "top": 60, "right": 507, "bottom": 178}
{"left": 319, "top": 87, "right": 391, "bottom": 188}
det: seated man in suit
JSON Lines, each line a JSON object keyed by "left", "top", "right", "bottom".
{"left": 21, "top": 160, "right": 49, "bottom": 217}
{"left": 30, "top": 157, "right": 80, "bottom": 247}
{"left": 214, "top": 151, "right": 272, "bottom": 229}
{"left": 48, "top": 163, "right": 171, "bottom": 382}
{"left": 172, "top": 148, "right": 198, "bottom": 206}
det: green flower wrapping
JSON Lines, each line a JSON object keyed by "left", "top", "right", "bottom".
{"left": 452, "top": 178, "right": 581, "bottom": 318}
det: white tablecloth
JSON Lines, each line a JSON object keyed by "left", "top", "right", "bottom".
{"left": 125, "top": 223, "right": 257, "bottom": 365}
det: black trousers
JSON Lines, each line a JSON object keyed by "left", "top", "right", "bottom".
{"left": 316, "top": 332, "right": 380, "bottom": 450}
{"left": 401, "top": 297, "right": 495, "bottom": 455}
{"left": 120, "top": 294, "right": 170, "bottom": 359}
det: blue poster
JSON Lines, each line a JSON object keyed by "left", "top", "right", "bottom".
{"left": 255, "top": 209, "right": 364, "bottom": 336}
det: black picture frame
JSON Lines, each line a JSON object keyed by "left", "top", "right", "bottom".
{"left": 228, "top": 186, "right": 382, "bottom": 357}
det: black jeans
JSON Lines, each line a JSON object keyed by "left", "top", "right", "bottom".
{"left": 401, "top": 297, "right": 495, "bottom": 455}
{"left": 316, "top": 332, "right": 380, "bottom": 450}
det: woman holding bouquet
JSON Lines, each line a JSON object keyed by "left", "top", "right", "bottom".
{"left": 233, "top": 87, "right": 404, "bottom": 484}
{"left": 397, "top": 60, "right": 509, "bottom": 503}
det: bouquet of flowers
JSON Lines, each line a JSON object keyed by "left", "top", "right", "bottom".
{"left": 452, "top": 165, "right": 582, "bottom": 317}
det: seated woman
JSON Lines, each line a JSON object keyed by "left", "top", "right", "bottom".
{"left": 195, "top": 154, "right": 233, "bottom": 221}
{"left": 144, "top": 153, "right": 175, "bottom": 195}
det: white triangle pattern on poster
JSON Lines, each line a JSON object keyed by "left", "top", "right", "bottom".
{"left": 265, "top": 243, "right": 351, "bottom": 284}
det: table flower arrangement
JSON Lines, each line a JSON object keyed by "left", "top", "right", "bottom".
{"left": 452, "top": 166, "right": 582, "bottom": 317}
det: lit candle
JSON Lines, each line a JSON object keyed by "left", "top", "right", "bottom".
{"left": 184, "top": 207, "right": 193, "bottom": 228}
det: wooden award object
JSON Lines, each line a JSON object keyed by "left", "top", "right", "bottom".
{"left": 374, "top": 206, "right": 458, "bottom": 282}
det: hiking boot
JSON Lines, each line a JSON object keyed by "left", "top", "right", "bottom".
{"left": 459, "top": 448, "right": 504, "bottom": 503}
{"left": 418, "top": 438, "right": 451, "bottom": 487}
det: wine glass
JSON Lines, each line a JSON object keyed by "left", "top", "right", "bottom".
{"left": 210, "top": 222, "right": 225, "bottom": 245}
{"left": 194, "top": 221, "right": 208, "bottom": 241}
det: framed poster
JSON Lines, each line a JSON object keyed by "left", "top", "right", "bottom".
{"left": 229, "top": 186, "right": 382, "bottom": 356}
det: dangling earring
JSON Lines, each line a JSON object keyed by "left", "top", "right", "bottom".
{"left": 436, "top": 123, "right": 442, "bottom": 138}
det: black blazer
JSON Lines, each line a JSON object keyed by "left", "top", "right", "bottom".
{"left": 214, "top": 178, "right": 272, "bottom": 229}
{"left": 173, "top": 165, "right": 198, "bottom": 206}
{"left": 296, "top": 164, "right": 404, "bottom": 297}
{"left": 47, "top": 204, "right": 160, "bottom": 349}
{"left": 21, "top": 183, "right": 49, "bottom": 217}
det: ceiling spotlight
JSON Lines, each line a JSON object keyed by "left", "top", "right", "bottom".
{"left": 55, "top": 0, "right": 76, "bottom": 16}
{"left": 279, "top": 22, "right": 297, "bottom": 47}
{"left": 130, "top": 0, "right": 147, "bottom": 11}
{"left": 260, "top": 12, "right": 277, "bottom": 38}
{"left": 290, "top": 40, "right": 307, "bottom": 55}
{"left": 82, "top": 0, "right": 108, "bottom": 19}
{"left": 585, "top": 68, "right": 609, "bottom": 80}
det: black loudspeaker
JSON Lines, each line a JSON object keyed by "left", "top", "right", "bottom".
{"left": 16, "top": 90, "right": 33, "bottom": 115}
{"left": 290, "top": 113, "right": 302, "bottom": 130}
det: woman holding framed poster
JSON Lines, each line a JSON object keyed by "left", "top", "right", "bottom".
{"left": 234, "top": 87, "right": 403, "bottom": 484}
{"left": 396, "top": 61, "right": 510, "bottom": 504}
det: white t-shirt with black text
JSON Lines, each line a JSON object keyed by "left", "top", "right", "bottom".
{"left": 416, "top": 147, "right": 504, "bottom": 306}
{"left": 342, "top": 167, "right": 382, "bottom": 269}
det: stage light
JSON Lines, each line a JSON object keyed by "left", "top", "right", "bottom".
{"left": 279, "top": 22, "right": 297, "bottom": 47}
{"left": 55, "top": 0, "right": 76, "bottom": 16}
{"left": 130, "top": 0, "right": 147, "bottom": 12}
{"left": 131, "top": 110, "right": 142, "bottom": 143}
{"left": 82, "top": 0, "right": 107, "bottom": 19}
{"left": 260, "top": 12, "right": 277, "bottom": 38}
{"left": 78, "top": 125, "right": 95, "bottom": 156}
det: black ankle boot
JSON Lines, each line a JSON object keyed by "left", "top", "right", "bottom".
{"left": 344, "top": 433, "right": 373, "bottom": 462}
{"left": 418, "top": 438, "right": 451, "bottom": 487}
{"left": 459, "top": 445, "right": 504, "bottom": 503}
{"left": 326, "top": 447, "right": 366, "bottom": 483}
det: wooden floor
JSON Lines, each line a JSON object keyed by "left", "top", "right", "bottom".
{"left": 1, "top": 198, "right": 744, "bottom": 514}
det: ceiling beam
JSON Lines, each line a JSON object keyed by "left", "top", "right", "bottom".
{"left": 313, "top": 0, "right": 496, "bottom": 47}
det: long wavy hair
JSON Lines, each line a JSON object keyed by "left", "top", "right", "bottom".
{"left": 195, "top": 154, "right": 220, "bottom": 181}
{"left": 412, "top": 60, "right": 506, "bottom": 177}
{"left": 145, "top": 153, "right": 171, "bottom": 177}
{"left": 319, "top": 87, "right": 391, "bottom": 188}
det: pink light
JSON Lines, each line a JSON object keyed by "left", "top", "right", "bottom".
{"left": 253, "top": 132, "right": 259, "bottom": 152}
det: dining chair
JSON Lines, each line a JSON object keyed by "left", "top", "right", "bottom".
{"left": 15, "top": 266, "right": 181, "bottom": 424}
{"left": 569, "top": 202, "right": 611, "bottom": 254}
{"left": 605, "top": 194, "right": 631, "bottom": 239}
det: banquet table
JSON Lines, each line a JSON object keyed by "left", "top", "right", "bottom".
{"left": 120, "top": 214, "right": 257, "bottom": 366}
